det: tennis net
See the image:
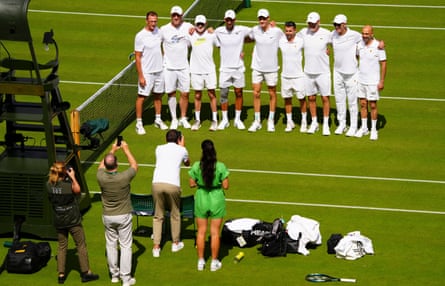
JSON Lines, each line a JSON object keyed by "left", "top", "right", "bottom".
{"left": 184, "top": 0, "right": 246, "bottom": 28}
{"left": 71, "top": 61, "right": 151, "bottom": 169}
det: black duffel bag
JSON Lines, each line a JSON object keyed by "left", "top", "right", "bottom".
{"left": 5, "top": 241, "right": 51, "bottom": 274}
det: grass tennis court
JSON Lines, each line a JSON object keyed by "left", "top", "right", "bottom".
{"left": 0, "top": 0, "right": 444, "bottom": 285}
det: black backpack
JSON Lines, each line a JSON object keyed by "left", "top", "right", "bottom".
{"left": 222, "top": 218, "right": 268, "bottom": 248}
{"left": 260, "top": 218, "right": 287, "bottom": 257}
{"left": 5, "top": 241, "right": 51, "bottom": 274}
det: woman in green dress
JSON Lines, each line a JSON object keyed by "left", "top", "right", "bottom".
{"left": 189, "top": 139, "right": 229, "bottom": 272}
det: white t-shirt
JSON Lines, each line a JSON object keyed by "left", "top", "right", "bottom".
{"left": 358, "top": 39, "right": 387, "bottom": 84}
{"left": 188, "top": 30, "right": 217, "bottom": 74}
{"left": 215, "top": 25, "right": 251, "bottom": 72}
{"left": 152, "top": 142, "right": 189, "bottom": 187}
{"left": 279, "top": 36, "right": 304, "bottom": 78}
{"left": 331, "top": 28, "right": 361, "bottom": 74}
{"left": 134, "top": 27, "right": 163, "bottom": 73}
{"left": 298, "top": 27, "right": 332, "bottom": 74}
{"left": 250, "top": 25, "right": 284, "bottom": 72}
{"left": 160, "top": 21, "right": 193, "bottom": 70}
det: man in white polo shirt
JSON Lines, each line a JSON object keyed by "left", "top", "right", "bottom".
{"left": 160, "top": 6, "right": 194, "bottom": 129}
{"left": 247, "top": 8, "right": 284, "bottom": 132}
{"left": 152, "top": 130, "right": 190, "bottom": 257}
{"left": 134, "top": 11, "right": 168, "bottom": 135}
{"left": 331, "top": 14, "right": 362, "bottom": 136}
{"left": 188, "top": 15, "right": 219, "bottom": 131}
{"left": 298, "top": 12, "right": 332, "bottom": 136}
{"left": 214, "top": 9, "right": 252, "bottom": 130}
{"left": 356, "top": 25, "right": 387, "bottom": 140}
{"left": 279, "top": 21, "right": 307, "bottom": 133}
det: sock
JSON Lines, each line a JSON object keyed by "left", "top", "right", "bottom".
{"left": 254, "top": 112, "right": 261, "bottom": 121}
{"left": 168, "top": 97, "right": 177, "bottom": 120}
{"left": 268, "top": 111, "right": 275, "bottom": 121}
{"left": 195, "top": 111, "right": 200, "bottom": 121}
{"left": 235, "top": 110, "right": 241, "bottom": 121}
{"left": 361, "top": 118, "right": 368, "bottom": 130}
{"left": 301, "top": 112, "right": 307, "bottom": 123}
{"left": 212, "top": 112, "right": 218, "bottom": 122}
{"left": 155, "top": 114, "right": 161, "bottom": 120}
{"left": 286, "top": 113, "right": 292, "bottom": 122}
{"left": 136, "top": 118, "right": 143, "bottom": 125}
{"left": 311, "top": 117, "right": 317, "bottom": 125}
{"left": 221, "top": 111, "right": 228, "bottom": 121}
{"left": 371, "top": 119, "right": 377, "bottom": 131}
{"left": 323, "top": 116, "right": 329, "bottom": 126}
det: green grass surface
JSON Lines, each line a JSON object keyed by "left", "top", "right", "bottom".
{"left": 1, "top": 0, "right": 444, "bottom": 285}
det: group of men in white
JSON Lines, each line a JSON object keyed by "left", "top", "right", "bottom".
{"left": 134, "top": 6, "right": 387, "bottom": 140}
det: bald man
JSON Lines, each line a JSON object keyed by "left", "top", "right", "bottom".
{"left": 356, "top": 25, "right": 387, "bottom": 140}
{"left": 97, "top": 140, "right": 138, "bottom": 285}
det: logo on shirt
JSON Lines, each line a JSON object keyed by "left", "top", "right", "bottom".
{"left": 193, "top": 38, "right": 207, "bottom": 46}
{"left": 171, "top": 35, "right": 184, "bottom": 44}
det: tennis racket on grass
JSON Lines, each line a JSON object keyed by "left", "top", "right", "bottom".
{"left": 305, "top": 273, "right": 356, "bottom": 283}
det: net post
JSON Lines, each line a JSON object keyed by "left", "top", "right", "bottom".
{"left": 71, "top": 109, "right": 80, "bottom": 156}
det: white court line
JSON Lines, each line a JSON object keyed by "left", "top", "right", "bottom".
{"left": 86, "top": 161, "right": 445, "bottom": 185}
{"left": 226, "top": 198, "right": 445, "bottom": 215}
{"left": 29, "top": 9, "right": 445, "bottom": 31}
{"left": 89, "top": 190, "right": 444, "bottom": 215}
{"left": 61, "top": 80, "right": 445, "bottom": 103}
{"left": 229, "top": 168, "right": 445, "bottom": 185}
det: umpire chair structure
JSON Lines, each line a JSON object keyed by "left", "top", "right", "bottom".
{"left": 0, "top": 0, "right": 91, "bottom": 239}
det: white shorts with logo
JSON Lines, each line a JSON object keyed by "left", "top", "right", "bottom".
{"left": 304, "top": 72, "right": 331, "bottom": 96}
{"left": 281, "top": 76, "right": 306, "bottom": 99}
{"left": 219, "top": 68, "right": 245, "bottom": 89}
{"left": 164, "top": 68, "right": 190, "bottom": 93}
{"left": 138, "top": 71, "right": 164, "bottom": 96}
{"left": 191, "top": 72, "right": 217, "bottom": 90}
{"left": 252, "top": 70, "right": 278, "bottom": 86}
{"left": 358, "top": 83, "right": 380, "bottom": 101}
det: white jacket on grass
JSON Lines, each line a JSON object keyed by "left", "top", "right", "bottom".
{"left": 334, "top": 231, "right": 374, "bottom": 260}
{"left": 286, "top": 215, "right": 322, "bottom": 255}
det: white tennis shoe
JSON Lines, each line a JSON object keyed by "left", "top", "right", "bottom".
{"left": 191, "top": 120, "right": 201, "bottom": 131}
{"left": 285, "top": 120, "right": 295, "bottom": 132}
{"left": 217, "top": 119, "right": 229, "bottom": 130}
{"left": 248, "top": 120, "right": 262, "bottom": 132}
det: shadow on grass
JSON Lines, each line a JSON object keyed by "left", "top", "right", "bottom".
{"left": 132, "top": 239, "right": 146, "bottom": 276}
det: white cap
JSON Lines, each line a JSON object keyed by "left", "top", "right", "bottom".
{"left": 333, "top": 14, "right": 347, "bottom": 24}
{"left": 170, "top": 5, "right": 183, "bottom": 15}
{"left": 224, "top": 9, "right": 236, "bottom": 20}
{"left": 195, "top": 15, "right": 206, "bottom": 25}
{"left": 307, "top": 12, "right": 320, "bottom": 23}
{"left": 257, "top": 8, "right": 269, "bottom": 18}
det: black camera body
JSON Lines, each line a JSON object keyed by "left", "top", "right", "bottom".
{"left": 117, "top": 135, "right": 123, "bottom": 146}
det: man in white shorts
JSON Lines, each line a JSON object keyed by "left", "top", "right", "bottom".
{"left": 331, "top": 14, "right": 362, "bottom": 136}
{"left": 188, "top": 15, "right": 219, "bottom": 131}
{"left": 356, "top": 25, "right": 387, "bottom": 140}
{"left": 298, "top": 12, "right": 332, "bottom": 136}
{"left": 279, "top": 21, "right": 307, "bottom": 133}
{"left": 248, "top": 8, "right": 284, "bottom": 132}
{"left": 134, "top": 11, "right": 168, "bottom": 135}
{"left": 160, "top": 6, "right": 194, "bottom": 129}
{"left": 214, "top": 9, "right": 251, "bottom": 130}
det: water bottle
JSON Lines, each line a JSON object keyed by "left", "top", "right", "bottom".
{"left": 233, "top": 251, "right": 245, "bottom": 263}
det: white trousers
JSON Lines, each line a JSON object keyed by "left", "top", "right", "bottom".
{"left": 333, "top": 70, "right": 358, "bottom": 128}
{"left": 103, "top": 213, "right": 133, "bottom": 283}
